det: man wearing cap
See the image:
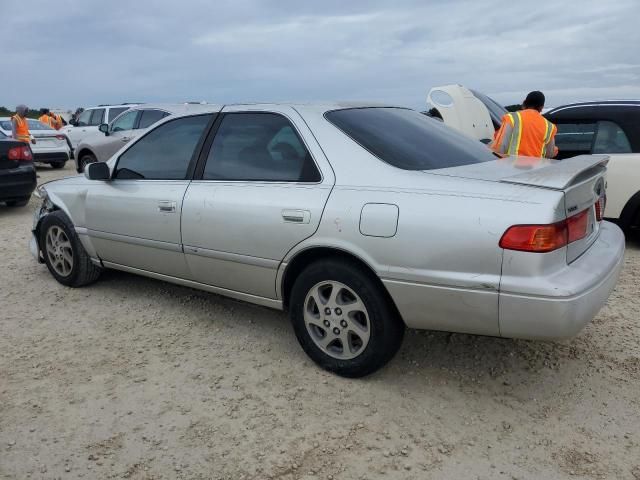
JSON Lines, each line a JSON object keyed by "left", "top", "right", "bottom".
{"left": 12, "top": 105, "right": 35, "bottom": 145}
{"left": 490, "top": 91, "right": 557, "bottom": 158}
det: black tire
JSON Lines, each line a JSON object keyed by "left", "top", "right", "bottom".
{"left": 289, "top": 258, "right": 404, "bottom": 378}
{"left": 79, "top": 153, "right": 96, "bottom": 172}
{"left": 5, "top": 197, "right": 30, "bottom": 207}
{"left": 39, "top": 210, "right": 102, "bottom": 287}
{"left": 50, "top": 161, "right": 65, "bottom": 169}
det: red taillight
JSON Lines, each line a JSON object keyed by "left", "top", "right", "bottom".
{"left": 7, "top": 145, "right": 32, "bottom": 161}
{"left": 55, "top": 134, "right": 65, "bottom": 141}
{"left": 595, "top": 195, "right": 606, "bottom": 221}
{"left": 566, "top": 209, "right": 589, "bottom": 243}
{"left": 500, "top": 208, "right": 590, "bottom": 253}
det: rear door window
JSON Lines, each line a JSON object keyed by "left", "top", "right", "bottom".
{"left": 592, "top": 121, "right": 632, "bottom": 154}
{"left": 202, "top": 112, "right": 321, "bottom": 182}
{"left": 325, "top": 107, "right": 496, "bottom": 170}
{"left": 138, "top": 109, "right": 169, "bottom": 129}
{"left": 554, "top": 122, "right": 597, "bottom": 156}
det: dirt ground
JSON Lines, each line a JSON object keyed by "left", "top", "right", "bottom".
{"left": 1, "top": 164, "right": 639, "bottom": 480}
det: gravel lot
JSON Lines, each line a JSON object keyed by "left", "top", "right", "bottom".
{"left": 1, "top": 164, "right": 639, "bottom": 480}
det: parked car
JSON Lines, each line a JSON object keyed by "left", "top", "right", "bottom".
{"left": 61, "top": 104, "right": 139, "bottom": 152}
{"left": 74, "top": 105, "right": 174, "bottom": 172}
{"left": 545, "top": 101, "right": 640, "bottom": 232}
{"left": 31, "top": 103, "right": 625, "bottom": 377}
{"left": 0, "top": 136, "right": 36, "bottom": 206}
{"left": 0, "top": 118, "right": 70, "bottom": 169}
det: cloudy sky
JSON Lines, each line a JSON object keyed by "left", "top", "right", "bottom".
{"left": 2, "top": 0, "right": 639, "bottom": 111}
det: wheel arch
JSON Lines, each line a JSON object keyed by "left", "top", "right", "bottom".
{"left": 279, "top": 246, "right": 403, "bottom": 323}
{"left": 618, "top": 189, "right": 640, "bottom": 231}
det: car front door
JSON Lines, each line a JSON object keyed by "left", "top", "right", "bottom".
{"left": 85, "top": 113, "right": 215, "bottom": 277}
{"left": 64, "top": 109, "right": 96, "bottom": 149}
{"left": 94, "top": 110, "right": 140, "bottom": 161}
{"left": 180, "top": 106, "right": 335, "bottom": 299}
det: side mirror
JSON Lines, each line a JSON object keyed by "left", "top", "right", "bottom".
{"left": 84, "top": 162, "right": 111, "bottom": 181}
{"left": 98, "top": 123, "right": 109, "bottom": 136}
{"left": 69, "top": 119, "right": 78, "bottom": 127}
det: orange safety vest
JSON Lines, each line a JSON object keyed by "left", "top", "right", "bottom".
{"left": 53, "top": 114, "right": 63, "bottom": 130}
{"left": 12, "top": 115, "right": 30, "bottom": 143}
{"left": 39, "top": 114, "right": 55, "bottom": 128}
{"left": 493, "top": 109, "right": 556, "bottom": 158}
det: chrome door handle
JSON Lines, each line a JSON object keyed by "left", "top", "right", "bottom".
{"left": 158, "top": 201, "right": 176, "bottom": 213}
{"left": 282, "top": 209, "right": 310, "bottom": 224}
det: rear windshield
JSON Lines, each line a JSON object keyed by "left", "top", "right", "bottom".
{"left": 28, "top": 119, "right": 54, "bottom": 130}
{"left": 325, "top": 107, "right": 496, "bottom": 170}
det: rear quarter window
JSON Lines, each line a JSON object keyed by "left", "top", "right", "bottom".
{"left": 325, "top": 107, "right": 496, "bottom": 170}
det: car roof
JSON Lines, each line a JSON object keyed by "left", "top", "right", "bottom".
{"left": 547, "top": 100, "right": 640, "bottom": 115}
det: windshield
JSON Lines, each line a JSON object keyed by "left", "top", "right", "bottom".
{"left": 470, "top": 89, "right": 507, "bottom": 125}
{"left": 325, "top": 107, "right": 496, "bottom": 171}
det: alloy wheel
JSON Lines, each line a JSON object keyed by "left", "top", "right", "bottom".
{"left": 45, "top": 226, "right": 73, "bottom": 277}
{"left": 303, "top": 280, "right": 371, "bottom": 360}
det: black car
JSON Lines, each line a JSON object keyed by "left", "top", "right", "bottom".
{"left": 0, "top": 134, "right": 37, "bottom": 207}
{"left": 545, "top": 101, "right": 640, "bottom": 231}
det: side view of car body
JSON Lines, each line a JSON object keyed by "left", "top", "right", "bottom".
{"left": 74, "top": 105, "right": 176, "bottom": 172}
{"left": 545, "top": 101, "right": 640, "bottom": 232}
{"left": 31, "top": 103, "right": 625, "bottom": 377}
{"left": 0, "top": 118, "right": 70, "bottom": 169}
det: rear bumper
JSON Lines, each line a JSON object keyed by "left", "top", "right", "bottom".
{"left": 34, "top": 152, "right": 68, "bottom": 164}
{"left": 499, "top": 221, "right": 625, "bottom": 339}
{"left": 0, "top": 165, "right": 37, "bottom": 201}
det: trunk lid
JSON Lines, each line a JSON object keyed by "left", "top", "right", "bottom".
{"left": 430, "top": 155, "right": 609, "bottom": 263}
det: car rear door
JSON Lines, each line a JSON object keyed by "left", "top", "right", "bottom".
{"left": 85, "top": 113, "right": 215, "bottom": 277}
{"left": 180, "top": 105, "right": 335, "bottom": 299}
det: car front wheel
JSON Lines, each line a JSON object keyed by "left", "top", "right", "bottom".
{"left": 289, "top": 259, "right": 404, "bottom": 377}
{"left": 39, "top": 211, "right": 102, "bottom": 287}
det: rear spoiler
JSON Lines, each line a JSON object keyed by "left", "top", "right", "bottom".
{"left": 500, "top": 155, "right": 609, "bottom": 190}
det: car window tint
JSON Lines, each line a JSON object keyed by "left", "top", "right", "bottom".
{"left": 114, "top": 114, "right": 211, "bottom": 180}
{"left": 107, "top": 107, "right": 129, "bottom": 122}
{"left": 203, "top": 113, "right": 321, "bottom": 182}
{"left": 592, "top": 121, "right": 632, "bottom": 154}
{"left": 89, "top": 108, "right": 105, "bottom": 126}
{"left": 76, "top": 110, "right": 92, "bottom": 127}
{"left": 0, "top": 130, "right": 6, "bottom": 138}
{"left": 554, "top": 122, "right": 597, "bottom": 153}
{"left": 326, "top": 107, "right": 496, "bottom": 170}
{"left": 111, "top": 110, "right": 138, "bottom": 132}
{"left": 0, "top": 121, "right": 12, "bottom": 130}
{"left": 138, "top": 109, "right": 169, "bottom": 129}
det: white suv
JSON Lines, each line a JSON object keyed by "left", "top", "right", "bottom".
{"left": 61, "top": 104, "right": 139, "bottom": 152}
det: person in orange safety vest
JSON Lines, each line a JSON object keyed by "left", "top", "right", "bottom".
{"left": 490, "top": 91, "right": 557, "bottom": 159}
{"left": 11, "top": 105, "right": 35, "bottom": 144}
{"left": 38, "top": 108, "right": 55, "bottom": 128}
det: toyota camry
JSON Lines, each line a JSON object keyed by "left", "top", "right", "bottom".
{"left": 30, "top": 103, "right": 625, "bottom": 377}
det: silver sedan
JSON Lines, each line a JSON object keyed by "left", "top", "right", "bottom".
{"left": 30, "top": 103, "right": 625, "bottom": 377}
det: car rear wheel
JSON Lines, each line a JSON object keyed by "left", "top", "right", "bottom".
{"left": 79, "top": 153, "right": 96, "bottom": 172}
{"left": 39, "top": 211, "right": 102, "bottom": 287}
{"left": 289, "top": 259, "right": 404, "bottom": 377}
{"left": 50, "top": 161, "right": 65, "bottom": 169}
{"left": 5, "top": 197, "right": 30, "bottom": 207}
